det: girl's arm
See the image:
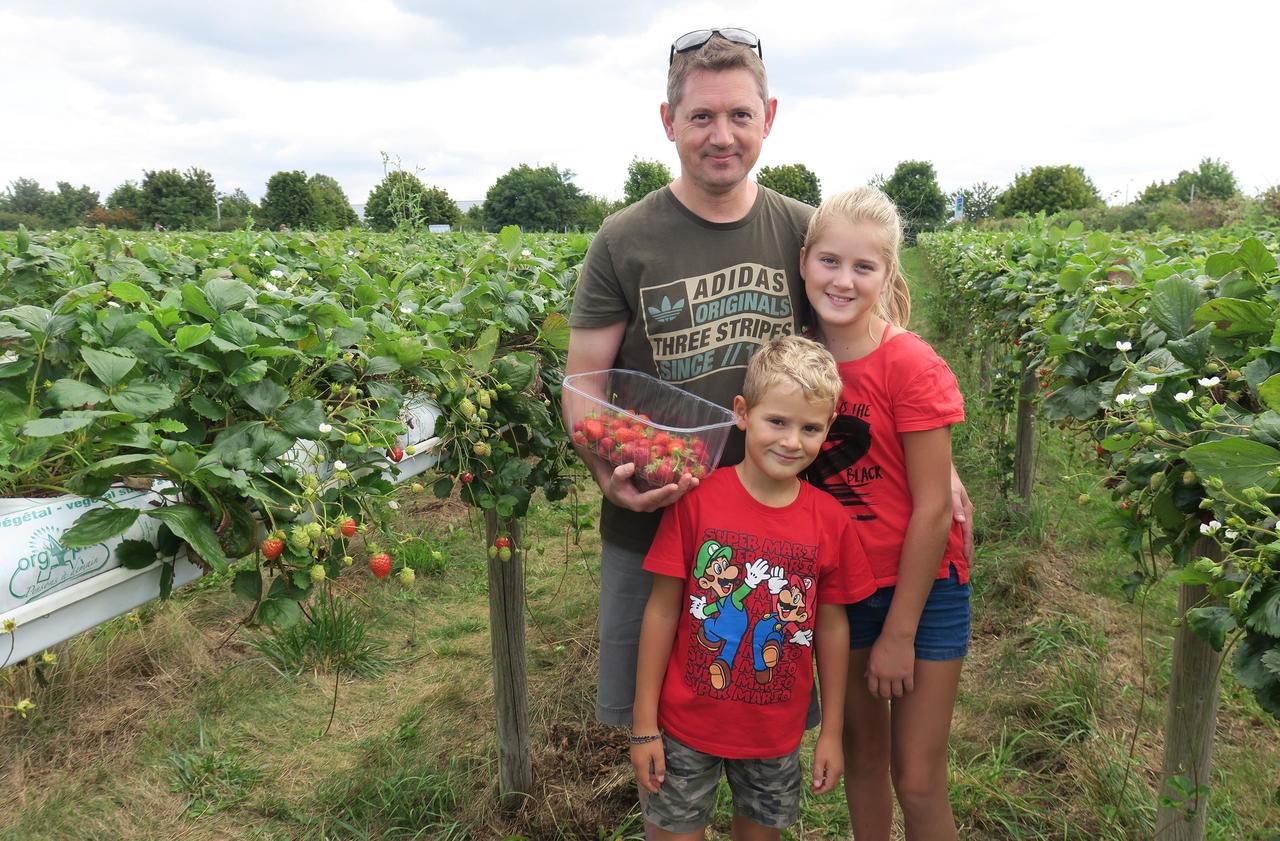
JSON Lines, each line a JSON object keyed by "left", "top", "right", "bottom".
{"left": 867, "top": 426, "right": 954, "bottom": 699}
{"left": 812, "top": 602, "right": 850, "bottom": 794}
{"left": 630, "top": 574, "right": 685, "bottom": 793}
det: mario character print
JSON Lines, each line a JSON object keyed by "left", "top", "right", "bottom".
{"left": 749, "top": 568, "right": 814, "bottom": 684}
{"left": 688, "top": 539, "right": 771, "bottom": 690}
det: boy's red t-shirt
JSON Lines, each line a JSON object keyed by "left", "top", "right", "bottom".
{"left": 643, "top": 467, "right": 876, "bottom": 759}
{"left": 806, "top": 329, "right": 967, "bottom": 586}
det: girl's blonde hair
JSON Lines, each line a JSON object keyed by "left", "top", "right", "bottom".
{"left": 803, "top": 186, "right": 912, "bottom": 327}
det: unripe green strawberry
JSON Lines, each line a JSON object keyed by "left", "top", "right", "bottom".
{"left": 498, "top": 546, "right": 512, "bottom": 562}
{"left": 342, "top": 554, "right": 354, "bottom": 566}
{"left": 289, "top": 526, "right": 311, "bottom": 548}
{"left": 347, "top": 384, "right": 358, "bottom": 396}
{"left": 346, "top": 431, "right": 363, "bottom": 446}
{"left": 1149, "top": 473, "right": 1163, "bottom": 490}
{"left": 431, "top": 550, "right": 443, "bottom": 562}
{"left": 411, "top": 482, "right": 425, "bottom": 494}
{"left": 1077, "top": 493, "right": 1091, "bottom": 506}
{"left": 473, "top": 442, "right": 491, "bottom": 457}
{"left": 398, "top": 567, "right": 416, "bottom": 585}
{"left": 309, "top": 564, "right": 326, "bottom": 583}
{"left": 477, "top": 391, "right": 491, "bottom": 409}
{"left": 305, "top": 521, "right": 324, "bottom": 538}
{"left": 1182, "top": 470, "right": 1197, "bottom": 485}
{"left": 459, "top": 398, "right": 477, "bottom": 418}
{"left": 488, "top": 546, "right": 498, "bottom": 559}
{"left": 1136, "top": 421, "right": 1155, "bottom": 433}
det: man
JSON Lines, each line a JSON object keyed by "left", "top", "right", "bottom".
{"left": 565, "top": 28, "right": 972, "bottom": 730}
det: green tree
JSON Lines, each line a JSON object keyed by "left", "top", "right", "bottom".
{"left": 997, "top": 165, "right": 1101, "bottom": 217}
{"left": 484, "top": 164, "right": 585, "bottom": 232}
{"left": 460, "top": 203, "right": 487, "bottom": 232}
{"left": 577, "top": 194, "right": 624, "bottom": 230}
{"left": 307, "top": 173, "right": 359, "bottom": 229}
{"left": 952, "top": 182, "right": 999, "bottom": 222}
{"left": 107, "top": 181, "right": 144, "bottom": 215}
{"left": 881, "top": 160, "right": 948, "bottom": 237}
{"left": 757, "top": 163, "right": 821, "bottom": 206}
{"left": 44, "top": 182, "right": 100, "bottom": 227}
{"left": 623, "top": 158, "right": 672, "bottom": 205}
{"left": 216, "top": 188, "right": 258, "bottom": 229}
{"left": 1, "top": 178, "right": 52, "bottom": 216}
{"left": 260, "top": 170, "right": 314, "bottom": 229}
{"left": 1175, "top": 158, "right": 1239, "bottom": 202}
{"left": 138, "top": 167, "right": 216, "bottom": 229}
{"left": 364, "top": 170, "right": 459, "bottom": 232}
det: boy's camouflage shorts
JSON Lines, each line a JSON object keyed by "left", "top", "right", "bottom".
{"left": 643, "top": 733, "right": 801, "bottom": 833}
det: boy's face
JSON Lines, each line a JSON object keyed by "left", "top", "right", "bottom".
{"left": 733, "top": 381, "right": 834, "bottom": 485}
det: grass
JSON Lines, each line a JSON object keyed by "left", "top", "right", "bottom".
{"left": 0, "top": 252, "right": 1278, "bottom": 839}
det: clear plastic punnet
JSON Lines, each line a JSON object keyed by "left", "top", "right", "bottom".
{"left": 562, "top": 369, "right": 737, "bottom": 489}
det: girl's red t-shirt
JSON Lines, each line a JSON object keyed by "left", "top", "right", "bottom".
{"left": 806, "top": 330, "right": 967, "bottom": 586}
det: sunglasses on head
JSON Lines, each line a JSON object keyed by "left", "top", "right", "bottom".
{"left": 669, "top": 28, "right": 762, "bottom": 66}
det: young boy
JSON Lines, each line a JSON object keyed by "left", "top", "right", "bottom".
{"left": 629, "top": 336, "right": 877, "bottom": 840}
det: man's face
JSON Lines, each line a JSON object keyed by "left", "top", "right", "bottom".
{"left": 662, "top": 68, "right": 776, "bottom": 198}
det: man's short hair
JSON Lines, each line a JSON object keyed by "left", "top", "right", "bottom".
{"left": 742, "top": 335, "right": 841, "bottom": 412}
{"left": 666, "top": 35, "right": 769, "bottom": 112}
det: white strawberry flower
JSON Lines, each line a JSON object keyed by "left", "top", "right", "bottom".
{"left": 399, "top": 304, "right": 414, "bottom": 315}
{"left": 1114, "top": 393, "right": 1136, "bottom": 406}
{"left": 106, "top": 300, "right": 121, "bottom": 308}
{"left": 318, "top": 423, "right": 332, "bottom": 434}
{"left": 333, "top": 460, "right": 347, "bottom": 471}
{"left": 1174, "top": 391, "right": 1194, "bottom": 403}
{"left": 262, "top": 281, "right": 279, "bottom": 292}
{"left": 1199, "top": 520, "right": 1221, "bottom": 536}
{"left": 521, "top": 248, "right": 531, "bottom": 257}
{"left": 1138, "top": 384, "right": 1158, "bottom": 395}
{"left": 1115, "top": 341, "right": 1132, "bottom": 352}
{"left": 1093, "top": 285, "right": 1108, "bottom": 293}
{"left": 1197, "top": 376, "right": 1220, "bottom": 387}
{"left": 387, "top": 500, "right": 400, "bottom": 510}
{"left": 1223, "top": 528, "right": 1239, "bottom": 540}
{"left": 269, "top": 268, "right": 285, "bottom": 278}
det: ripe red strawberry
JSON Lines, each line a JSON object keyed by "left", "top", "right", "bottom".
{"left": 1096, "top": 445, "right": 1106, "bottom": 457}
{"left": 650, "top": 459, "right": 675, "bottom": 486}
{"left": 368, "top": 552, "right": 392, "bottom": 580}
{"left": 631, "top": 445, "right": 652, "bottom": 470}
{"left": 572, "top": 430, "right": 588, "bottom": 446}
{"left": 389, "top": 446, "right": 405, "bottom": 462}
{"left": 261, "top": 537, "right": 284, "bottom": 561}
{"left": 339, "top": 518, "right": 357, "bottom": 537}
{"left": 495, "top": 536, "right": 511, "bottom": 549}
{"left": 599, "top": 435, "right": 615, "bottom": 454}
{"left": 584, "top": 419, "right": 605, "bottom": 441}
{"left": 461, "top": 472, "right": 474, "bottom": 484}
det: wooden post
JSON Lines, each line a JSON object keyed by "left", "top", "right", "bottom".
{"left": 1012, "top": 355, "right": 1037, "bottom": 508}
{"left": 484, "top": 509, "right": 532, "bottom": 805}
{"left": 1155, "top": 541, "right": 1223, "bottom": 841}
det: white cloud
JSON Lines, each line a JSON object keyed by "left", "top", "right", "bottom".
{"left": 1, "top": 0, "right": 1277, "bottom": 210}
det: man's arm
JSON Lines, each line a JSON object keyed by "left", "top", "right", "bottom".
{"left": 565, "top": 324, "right": 696, "bottom": 512}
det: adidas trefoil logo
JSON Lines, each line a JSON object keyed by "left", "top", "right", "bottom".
{"left": 648, "top": 295, "right": 686, "bottom": 324}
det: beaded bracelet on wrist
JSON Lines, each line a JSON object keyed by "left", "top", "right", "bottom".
{"left": 628, "top": 732, "right": 662, "bottom": 745}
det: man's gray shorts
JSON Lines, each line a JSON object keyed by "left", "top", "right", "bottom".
{"left": 643, "top": 734, "right": 801, "bottom": 833}
{"left": 594, "top": 539, "right": 820, "bottom": 729}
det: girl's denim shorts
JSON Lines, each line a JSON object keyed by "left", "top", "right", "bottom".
{"left": 847, "top": 564, "right": 970, "bottom": 661}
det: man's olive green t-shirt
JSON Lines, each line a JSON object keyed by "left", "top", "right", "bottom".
{"left": 569, "top": 185, "right": 815, "bottom": 552}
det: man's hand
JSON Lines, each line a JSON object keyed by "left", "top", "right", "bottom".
{"left": 743, "top": 558, "right": 769, "bottom": 589}
{"left": 631, "top": 739, "right": 666, "bottom": 794}
{"left": 601, "top": 461, "right": 698, "bottom": 513}
{"left": 951, "top": 467, "right": 974, "bottom": 563}
{"left": 689, "top": 594, "right": 708, "bottom": 620}
{"left": 790, "top": 628, "right": 813, "bottom": 647}
{"left": 766, "top": 565, "right": 788, "bottom": 594}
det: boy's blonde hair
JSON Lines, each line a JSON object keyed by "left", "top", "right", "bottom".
{"left": 742, "top": 335, "right": 841, "bottom": 411}
{"left": 667, "top": 35, "right": 768, "bottom": 112}
{"left": 804, "top": 186, "right": 912, "bottom": 327}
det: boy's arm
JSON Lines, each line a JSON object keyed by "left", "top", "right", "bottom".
{"left": 812, "top": 602, "right": 849, "bottom": 795}
{"left": 631, "top": 573, "right": 685, "bottom": 793}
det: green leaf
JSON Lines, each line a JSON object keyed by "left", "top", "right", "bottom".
{"left": 275, "top": 399, "right": 326, "bottom": 438}
{"left": 1149, "top": 275, "right": 1202, "bottom": 340}
{"left": 1057, "top": 267, "right": 1085, "bottom": 292}
{"left": 133, "top": 320, "right": 171, "bottom": 349}
{"left": 1232, "top": 633, "right": 1280, "bottom": 718}
{"left": 60, "top": 507, "right": 141, "bottom": 549}
{"left": 467, "top": 325, "right": 500, "bottom": 373}
{"left": 1166, "top": 324, "right": 1212, "bottom": 370}
{"left": 48, "top": 379, "right": 109, "bottom": 408}
{"left": 116, "top": 539, "right": 158, "bottom": 569}
{"left": 204, "top": 276, "right": 252, "bottom": 312}
{"left": 1195, "top": 298, "right": 1275, "bottom": 338}
{"left": 175, "top": 324, "right": 213, "bottom": 351}
{"left": 257, "top": 597, "right": 302, "bottom": 628}
{"left": 1258, "top": 374, "right": 1280, "bottom": 413}
{"left": 1186, "top": 606, "right": 1236, "bottom": 651}
{"left": 146, "top": 504, "right": 229, "bottom": 571}
{"left": 433, "top": 477, "right": 454, "bottom": 499}
{"left": 212, "top": 311, "right": 258, "bottom": 350}
{"left": 233, "top": 569, "right": 262, "bottom": 601}
{"left": 1184, "top": 438, "right": 1280, "bottom": 494}
{"left": 241, "top": 379, "right": 290, "bottom": 416}
{"left": 226, "top": 360, "right": 269, "bottom": 385}
{"left": 541, "top": 312, "right": 570, "bottom": 351}
{"left": 1203, "top": 252, "right": 1239, "bottom": 278}
{"left": 1236, "top": 237, "right": 1278, "bottom": 276}
{"left": 107, "top": 281, "right": 148, "bottom": 304}
{"left": 180, "top": 283, "right": 219, "bottom": 322}
{"left": 365, "top": 356, "right": 401, "bottom": 376}
{"left": 189, "top": 393, "right": 227, "bottom": 420}
{"left": 1246, "top": 584, "right": 1280, "bottom": 636}
{"left": 22, "top": 410, "right": 115, "bottom": 437}
{"left": 110, "top": 382, "right": 177, "bottom": 417}
{"left": 80, "top": 346, "right": 137, "bottom": 386}
{"left": 497, "top": 225, "right": 523, "bottom": 258}
{"left": 86, "top": 453, "right": 158, "bottom": 474}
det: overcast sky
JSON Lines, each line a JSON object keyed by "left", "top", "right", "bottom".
{"left": 2, "top": 0, "right": 1275, "bottom": 209}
